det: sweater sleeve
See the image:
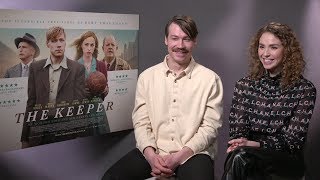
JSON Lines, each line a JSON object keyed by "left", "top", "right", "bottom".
{"left": 259, "top": 82, "right": 317, "bottom": 152}
{"left": 229, "top": 79, "right": 250, "bottom": 140}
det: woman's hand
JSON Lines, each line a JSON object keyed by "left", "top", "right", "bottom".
{"left": 227, "top": 137, "right": 260, "bottom": 153}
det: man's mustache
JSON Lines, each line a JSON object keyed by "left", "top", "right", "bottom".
{"left": 173, "top": 48, "right": 189, "bottom": 53}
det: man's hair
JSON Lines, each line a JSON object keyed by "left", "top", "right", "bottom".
{"left": 102, "top": 35, "right": 117, "bottom": 47}
{"left": 248, "top": 22, "right": 305, "bottom": 89}
{"left": 46, "top": 26, "right": 66, "bottom": 43}
{"left": 165, "top": 15, "right": 198, "bottom": 40}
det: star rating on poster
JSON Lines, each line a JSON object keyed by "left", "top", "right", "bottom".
{"left": 115, "top": 87, "right": 129, "bottom": 95}
{"left": 115, "top": 75, "right": 128, "bottom": 78}
{"left": 0, "top": 83, "right": 18, "bottom": 88}
{"left": 0, "top": 99, "right": 20, "bottom": 105}
{"left": 115, "top": 88, "right": 128, "bottom": 92}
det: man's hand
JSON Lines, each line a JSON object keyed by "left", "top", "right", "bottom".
{"left": 227, "top": 137, "right": 260, "bottom": 153}
{"left": 163, "top": 147, "right": 194, "bottom": 171}
{"left": 162, "top": 154, "right": 179, "bottom": 171}
{"left": 143, "top": 147, "right": 173, "bottom": 177}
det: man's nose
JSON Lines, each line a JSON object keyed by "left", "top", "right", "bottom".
{"left": 177, "top": 39, "right": 185, "bottom": 48}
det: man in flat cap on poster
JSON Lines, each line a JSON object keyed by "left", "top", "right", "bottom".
{"left": 4, "top": 33, "right": 40, "bottom": 78}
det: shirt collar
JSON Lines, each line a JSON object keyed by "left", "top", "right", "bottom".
{"left": 264, "top": 70, "right": 281, "bottom": 81}
{"left": 44, "top": 56, "right": 68, "bottom": 69}
{"left": 21, "top": 60, "right": 33, "bottom": 68}
{"left": 103, "top": 57, "right": 115, "bottom": 65}
{"left": 162, "top": 55, "right": 196, "bottom": 79}
{"left": 78, "top": 56, "right": 97, "bottom": 66}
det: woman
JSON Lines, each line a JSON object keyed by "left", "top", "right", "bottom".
{"left": 222, "top": 22, "right": 317, "bottom": 180}
{"left": 71, "top": 31, "right": 108, "bottom": 99}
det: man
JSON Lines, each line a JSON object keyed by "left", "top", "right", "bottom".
{"left": 101, "top": 35, "right": 131, "bottom": 71}
{"left": 4, "top": 33, "right": 40, "bottom": 78}
{"left": 102, "top": 15, "right": 223, "bottom": 180}
{"left": 21, "top": 26, "right": 86, "bottom": 148}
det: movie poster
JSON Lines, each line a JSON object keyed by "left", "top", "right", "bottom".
{"left": 0, "top": 9, "right": 138, "bottom": 152}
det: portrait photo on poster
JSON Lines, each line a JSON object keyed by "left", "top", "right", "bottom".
{"left": 0, "top": 9, "right": 139, "bottom": 152}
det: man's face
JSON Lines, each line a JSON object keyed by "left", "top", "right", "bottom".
{"left": 47, "top": 33, "right": 66, "bottom": 58}
{"left": 17, "top": 41, "right": 35, "bottom": 62}
{"left": 165, "top": 23, "right": 196, "bottom": 65}
{"left": 102, "top": 37, "right": 117, "bottom": 58}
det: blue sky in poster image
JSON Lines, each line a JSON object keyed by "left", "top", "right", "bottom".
{"left": 0, "top": 28, "right": 138, "bottom": 63}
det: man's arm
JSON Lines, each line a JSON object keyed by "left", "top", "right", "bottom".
{"left": 124, "top": 61, "right": 131, "bottom": 70}
{"left": 116, "top": 57, "right": 131, "bottom": 70}
{"left": 133, "top": 73, "right": 173, "bottom": 177}
{"left": 21, "top": 63, "right": 36, "bottom": 147}
{"left": 132, "top": 74, "right": 157, "bottom": 152}
{"left": 184, "top": 76, "right": 223, "bottom": 154}
{"left": 74, "top": 64, "right": 86, "bottom": 100}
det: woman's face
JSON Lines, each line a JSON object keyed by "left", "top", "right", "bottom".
{"left": 258, "top": 32, "right": 284, "bottom": 77}
{"left": 81, "top": 36, "right": 95, "bottom": 58}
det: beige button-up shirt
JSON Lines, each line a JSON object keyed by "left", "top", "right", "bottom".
{"left": 133, "top": 56, "right": 223, "bottom": 159}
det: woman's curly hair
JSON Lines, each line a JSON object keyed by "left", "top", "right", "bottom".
{"left": 248, "top": 22, "right": 305, "bottom": 89}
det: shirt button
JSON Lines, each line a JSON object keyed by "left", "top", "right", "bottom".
{"left": 174, "top": 80, "right": 177, "bottom": 83}
{"left": 171, "top": 119, "right": 174, "bottom": 122}
{"left": 173, "top": 99, "right": 176, "bottom": 102}
{"left": 171, "top": 138, "right": 174, "bottom": 141}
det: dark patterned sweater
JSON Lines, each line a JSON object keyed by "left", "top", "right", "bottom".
{"left": 229, "top": 74, "right": 317, "bottom": 153}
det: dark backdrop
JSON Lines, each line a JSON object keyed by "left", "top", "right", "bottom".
{"left": 0, "top": 0, "right": 319, "bottom": 179}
